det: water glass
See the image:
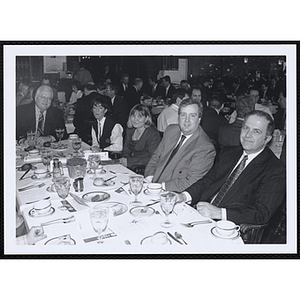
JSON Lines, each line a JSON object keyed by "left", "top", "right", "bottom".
{"left": 54, "top": 176, "right": 71, "bottom": 199}
{"left": 90, "top": 205, "right": 109, "bottom": 244}
{"left": 129, "top": 175, "right": 144, "bottom": 205}
{"left": 27, "top": 130, "right": 36, "bottom": 147}
{"left": 72, "top": 137, "right": 82, "bottom": 156}
{"left": 41, "top": 150, "right": 52, "bottom": 173}
{"left": 160, "top": 192, "right": 176, "bottom": 228}
{"left": 55, "top": 128, "right": 65, "bottom": 147}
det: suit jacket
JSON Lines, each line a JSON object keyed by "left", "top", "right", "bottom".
{"left": 123, "top": 125, "right": 161, "bottom": 169}
{"left": 145, "top": 124, "right": 216, "bottom": 193}
{"left": 218, "top": 118, "right": 243, "bottom": 149}
{"left": 186, "top": 146, "right": 286, "bottom": 225}
{"left": 151, "top": 84, "right": 165, "bottom": 98}
{"left": 73, "top": 91, "right": 98, "bottom": 144}
{"left": 164, "top": 84, "right": 176, "bottom": 99}
{"left": 201, "top": 106, "right": 229, "bottom": 146}
{"left": 16, "top": 101, "right": 67, "bottom": 140}
{"left": 127, "top": 85, "right": 142, "bottom": 110}
{"left": 111, "top": 95, "right": 128, "bottom": 129}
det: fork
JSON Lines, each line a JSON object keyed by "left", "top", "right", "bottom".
{"left": 180, "top": 220, "right": 212, "bottom": 227}
{"left": 41, "top": 216, "right": 75, "bottom": 226}
{"left": 18, "top": 182, "right": 45, "bottom": 192}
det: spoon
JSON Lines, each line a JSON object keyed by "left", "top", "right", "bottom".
{"left": 175, "top": 232, "right": 187, "bottom": 245}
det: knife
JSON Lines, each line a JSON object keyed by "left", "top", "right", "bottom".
{"left": 69, "top": 192, "right": 89, "bottom": 207}
{"left": 104, "top": 175, "right": 117, "bottom": 182}
{"left": 167, "top": 232, "right": 183, "bottom": 245}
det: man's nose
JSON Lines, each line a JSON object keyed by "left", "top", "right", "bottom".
{"left": 245, "top": 129, "right": 252, "bottom": 137}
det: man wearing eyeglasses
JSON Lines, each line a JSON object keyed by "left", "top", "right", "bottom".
{"left": 16, "top": 84, "right": 67, "bottom": 145}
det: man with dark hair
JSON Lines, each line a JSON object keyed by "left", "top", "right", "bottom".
{"left": 218, "top": 95, "right": 255, "bottom": 148}
{"left": 157, "top": 88, "right": 188, "bottom": 132}
{"left": 161, "top": 75, "right": 176, "bottom": 99}
{"left": 145, "top": 98, "right": 216, "bottom": 192}
{"left": 201, "top": 92, "right": 228, "bottom": 148}
{"left": 119, "top": 73, "right": 129, "bottom": 98}
{"left": 16, "top": 84, "right": 67, "bottom": 143}
{"left": 149, "top": 77, "right": 165, "bottom": 98}
{"left": 73, "top": 82, "right": 98, "bottom": 144}
{"left": 180, "top": 79, "right": 190, "bottom": 91}
{"left": 105, "top": 83, "right": 128, "bottom": 129}
{"left": 177, "top": 110, "right": 286, "bottom": 226}
{"left": 127, "top": 77, "right": 143, "bottom": 110}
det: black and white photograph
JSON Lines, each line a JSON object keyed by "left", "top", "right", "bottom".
{"left": 3, "top": 43, "right": 297, "bottom": 256}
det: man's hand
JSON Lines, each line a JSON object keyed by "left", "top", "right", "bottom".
{"left": 119, "top": 157, "right": 127, "bottom": 167}
{"left": 175, "top": 193, "right": 187, "bottom": 203}
{"left": 196, "top": 202, "right": 222, "bottom": 219}
{"left": 26, "top": 226, "right": 47, "bottom": 245}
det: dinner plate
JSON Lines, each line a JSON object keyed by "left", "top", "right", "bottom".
{"left": 28, "top": 207, "right": 55, "bottom": 218}
{"left": 82, "top": 191, "right": 111, "bottom": 203}
{"left": 44, "top": 235, "right": 76, "bottom": 245}
{"left": 211, "top": 227, "right": 240, "bottom": 240}
{"left": 129, "top": 206, "right": 155, "bottom": 217}
{"left": 144, "top": 189, "right": 165, "bottom": 196}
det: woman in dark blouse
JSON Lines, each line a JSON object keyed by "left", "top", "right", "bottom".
{"left": 120, "top": 104, "right": 161, "bottom": 170}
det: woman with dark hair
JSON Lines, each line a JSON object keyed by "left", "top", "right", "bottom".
{"left": 69, "top": 80, "right": 83, "bottom": 105}
{"left": 90, "top": 95, "right": 123, "bottom": 152}
{"left": 120, "top": 104, "right": 161, "bottom": 170}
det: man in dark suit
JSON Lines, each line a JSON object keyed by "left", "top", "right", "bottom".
{"left": 176, "top": 110, "right": 286, "bottom": 225}
{"left": 145, "top": 98, "right": 216, "bottom": 193}
{"left": 161, "top": 75, "right": 176, "bottom": 99}
{"left": 73, "top": 82, "right": 98, "bottom": 144}
{"left": 126, "top": 78, "right": 143, "bottom": 111}
{"left": 16, "top": 85, "right": 67, "bottom": 144}
{"left": 105, "top": 83, "right": 128, "bottom": 129}
{"left": 148, "top": 77, "right": 165, "bottom": 98}
{"left": 119, "top": 73, "right": 129, "bottom": 99}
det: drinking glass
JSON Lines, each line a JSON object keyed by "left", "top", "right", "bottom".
{"left": 27, "top": 130, "right": 36, "bottom": 147}
{"left": 41, "top": 150, "right": 52, "bottom": 174}
{"left": 129, "top": 175, "right": 144, "bottom": 205}
{"left": 53, "top": 177, "right": 71, "bottom": 199}
{"left": 55, "top": 128, "right": 65, "bottom": 148}
{"left": 87, "top": 154, "right": 101, "bottom": 177}
{"left": 90, "top": 205, "right": 109, "bottom": 244}
{"left": 72, "top": 137, "right": 82, "bottom": 156}
{"left": 160, "top": 191, "right": 176, "bottom": 228}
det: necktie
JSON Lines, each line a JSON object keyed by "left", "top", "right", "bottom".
{"left": 211, "top": 155, "right": 248, "bottom": 207}
{"left": 37, "top": 112, "right": 44, "bottom": 136}
{"left": 97, "top": 121, "right": 101, "bottom": 143}
{"left": 156, "top": 135, "right": 186, "bottom": 181}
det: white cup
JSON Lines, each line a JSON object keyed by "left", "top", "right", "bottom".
{"left": 32, "top": 200, "right": 52, "bottom": 215}
{"left": 33, "top": 168, "right": 48, "bottom": 179}
{"left": 69, "top": 134, "right": 79, "bottom": 140}
{"left": 147, "top": 183, "right": 162, "bottom": 195}
{"left": 216, "top": 220, "right": 240, "bottom": 237}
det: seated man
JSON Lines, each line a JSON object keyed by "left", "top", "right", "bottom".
{"left": 218, "top": 95, "right": 255, "bottom": 149}
{"left": 145, "top": 98, "right": 216, "bottom": 193}
{"left": 16, "top": 84, "right": 68, "bottom": 144}
{"left": 157, "top": 88, "right": 187, "bottom": 133}
{"left": 90, "top": 94, "right": 123, "bottom": 152}
{"left": 176, "top": 110, "right": 286, "bottom": 225}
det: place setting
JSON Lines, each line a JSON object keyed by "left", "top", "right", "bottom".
{"left": 210, "top": 220, "right": 241, "bottom": 240}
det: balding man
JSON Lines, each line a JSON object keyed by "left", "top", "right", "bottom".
{"left": 16, "top": 85, "right": 67, "bottom": 144}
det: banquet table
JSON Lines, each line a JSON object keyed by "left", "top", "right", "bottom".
{"left": 15, "top": 139, "right": 244, "bottom": 254}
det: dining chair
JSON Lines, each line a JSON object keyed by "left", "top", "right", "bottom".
{"left": 132, "top": 165, "right": 146, "bottom": 176}
{"left": 240, "top": 223, "right": 269, "bottom": 244}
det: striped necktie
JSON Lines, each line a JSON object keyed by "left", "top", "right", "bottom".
{"left": 37, "top": 111, "right": 44, "bottom": 136}
{"left": 211, "top": 155, "right": 248, "bottom": 207}
{"left": 156, "top": 135, "right": 186, "bottom": 181}
{"left": 97, "top": 121, "right": 101, "bottom": 144}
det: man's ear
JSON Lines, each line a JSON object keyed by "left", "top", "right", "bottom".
{"left": 265, "top": 135, "right": 272, "bottom": 144}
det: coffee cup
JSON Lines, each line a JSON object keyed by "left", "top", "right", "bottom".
{"left": 215, "top": 220, "right": 240, "bottom": 237}
{"left": 151, "top": 231, "right": 169, "bottom": 245}
{"left": 33, "top": 168, "right": 48, "bottom": 179}
{"left": 32, "top": 199, "right": 52, "bottom": 215}
{"left": 69, "top": 134, "right": 79, "bottom": 140}
{"left": 147, "top": 183, "right": 162, "bottom": 195}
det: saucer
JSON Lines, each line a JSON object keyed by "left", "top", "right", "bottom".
{"left": 28, "top": 207, "right": 55, "bottom": 218}
{"left": 144, "top": 189, "right": 164, "bottom": 196}
{"left": 129, "top": 206, "right": 155, "bottom": 217}
{"left": 211, "top": 227, "right": 240, "bottom": 240}
{"left": 140, "top": 235, "right": 172, "bottom": 245}
{"left": 44, "top": 235, "right": 76, "bottom": 245}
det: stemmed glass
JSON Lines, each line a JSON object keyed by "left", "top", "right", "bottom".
{"left": 160, "top": 191, "right": 176, "bottom": 228}
{"left": 72, "top": 137, "right": 82, "bottom": 156}
{"left": 26, "top": 130, "right": 36, "bottom": 148}
{"left": 90, "top": 205, "right": 109, "bottom": 244}
{"left": 41, "top": 150, "right": 52, "bottom": 176}
{"left": 55, "top": 128, "right": 65, "bottom": 148}
{"left": 129, "top": 175, "right": 144, "bottom": 205}
{"left": 87, "top": 154, "right": 101, "bottom": 177}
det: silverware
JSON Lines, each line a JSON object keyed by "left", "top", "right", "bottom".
{"left": 167, "top": 232, "right": 183, "bottom": 245}
{"left": 104, "top": 175, "right": 117, "bottom": 182}
{"left": 41, "top": 215, "right": 75, "bottom": 226}
{"left": 26, "top": 196, "right": 50, "bottom": 204}
{"left": 141, "top": 200, "right": 160, "bottom": 212}
{"left": 18, "top": 182, "right": 45, "bottom": 192}
{"left": 175, "top": 231, "right": 187, "bottom": 245}
{"left": 69, "top": 193, "right": 89, "bottom": 207}
{"left": 180, "top": 220, "right": 212, "bottom": 228}
{"left": 19, "top": 168, "right": 31, "bottom": 180}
